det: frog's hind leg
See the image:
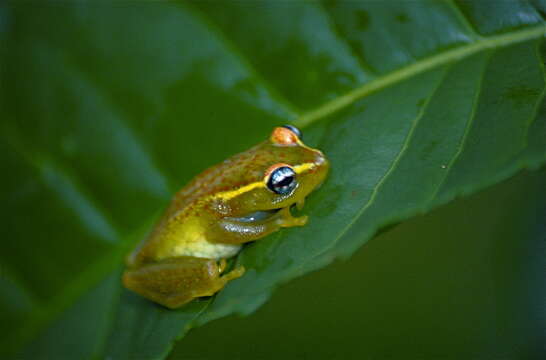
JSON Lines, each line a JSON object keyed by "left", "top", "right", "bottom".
{"left": 123, "top": 256, "right": 245, "bottom": 309}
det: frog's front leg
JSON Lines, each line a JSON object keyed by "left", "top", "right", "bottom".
{"left": 211, "top": 207, "right": 308, "bottom": 245}
{"left": 122, "top": 256, "right": 244, "bottom": 309}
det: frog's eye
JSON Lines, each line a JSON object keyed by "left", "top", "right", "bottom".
{"left": 265, "top": 164, "right": 297, "bottom": 195}
{"left": 271, "top": 125, "right": 301, "bottom": 145}
{"left": 281, "top": 125, "right": 302, "bottom": 139}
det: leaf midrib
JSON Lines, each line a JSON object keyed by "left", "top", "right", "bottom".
{"left": 294, "top": 24, "right": 546, "bottom": 128}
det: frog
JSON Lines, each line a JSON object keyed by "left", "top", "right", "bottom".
{"left": 123, "top": 125, "right": 329, "bottom": 309}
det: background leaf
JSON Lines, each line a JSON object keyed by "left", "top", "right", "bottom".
{"left": 1, "top": 1, "right": 545, "bottom": 359}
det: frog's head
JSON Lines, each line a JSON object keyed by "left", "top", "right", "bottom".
{"left": 218, "top": 125, "right": 329, "bottom": 219}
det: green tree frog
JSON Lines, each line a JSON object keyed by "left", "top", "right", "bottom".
{"left": 123, "top": 125, "right": 329, "bottom": 308}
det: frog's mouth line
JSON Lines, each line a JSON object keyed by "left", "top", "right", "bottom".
{"left": 228, "top": 207, "right": 283, "bottom": 223}
{"left": 228, "top": 200, "right": 303, "bottom": 223}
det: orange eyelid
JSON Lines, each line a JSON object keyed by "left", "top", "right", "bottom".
{"left": 270, "top": 127, "right": 299, "bottom": 145}
{"left": 264, "top": 163, "right": 292, "bottom": 179}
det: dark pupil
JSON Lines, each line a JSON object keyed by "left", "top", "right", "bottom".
{"left": 277, "top": 176, "right": 293, "bottom": 187}
{"left": 269, "top": 166, "right": 297, "bottom": 195}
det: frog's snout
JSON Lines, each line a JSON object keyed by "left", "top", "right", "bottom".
{"left": 315, "top": 149, "right": 326, "bottom": 161}
{"left": 315, "top": 151, "right": 329, "bottom": 176}
{"left": 313, "top": 152, "right": 329, "bottom": 190}
{"left": 312, "top": 148, "right": 328, "bottom": 168}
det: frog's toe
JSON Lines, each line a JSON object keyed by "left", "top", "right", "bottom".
{"left": 222, "top": 265, "right": 245, "bottom": 281}
{"left": 282, "top": 215, "right": 308, "bottom": 227}
{"left": 217, "top": 258, "right": 228, "bottom": 274}
{"left": 296, "top": 198, "right": 305, "bottom": 211}
{"left": 289, "top": 215, "right": 308, "bottom": 227}
{"left": 296, "top": 215, "right": 308, "bottom": 226}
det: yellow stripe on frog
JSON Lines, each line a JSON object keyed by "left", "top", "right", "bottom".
{"left": 215, "top": 162, "right": 317, "bottom": 201}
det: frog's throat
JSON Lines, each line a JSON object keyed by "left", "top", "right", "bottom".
{"left": 214, "top": 162, "right": 318, "bottom": 202}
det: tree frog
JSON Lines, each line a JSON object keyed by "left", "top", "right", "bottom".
{"left": 123, "top": 125, "right": 329, "bottom": 308}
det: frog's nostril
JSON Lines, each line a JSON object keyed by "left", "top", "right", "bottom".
{"left": 314, "top": 152, "right": 326, "bottom": 164}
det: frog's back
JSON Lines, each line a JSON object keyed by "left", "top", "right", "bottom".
{"left": 128, "top": 142, "right": 270, "bottom": 266}
{"left": 163, "top": 141, "right": 271, "bottom": 219}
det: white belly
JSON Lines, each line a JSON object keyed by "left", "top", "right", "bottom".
{"left": 173, "top": 240, "right": 242, "bottom": 260}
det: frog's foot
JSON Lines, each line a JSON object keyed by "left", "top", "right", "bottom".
{"left": 218, "top": 258, "right": 228, "bottom": 274}
{"left": 296, "top": 198, "right": 305, "bottom": 211}
{"left": 221, "top": 265, "right": 245, "bottom": 281}
{"left": 194, "top": 264, "right": 245, "bottom": 297}
{"left": 277, "top": 206, "right": 308, "bottom": 227}
{"left": 216, "top": 258, "right": 245, "bottom": 279}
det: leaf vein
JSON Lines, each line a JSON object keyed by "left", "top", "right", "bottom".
{"left": 300, "top": 64, "right": 453, "bottom": 267}
{"left": 427, "top": 50, "right": 493, "bottom": 203}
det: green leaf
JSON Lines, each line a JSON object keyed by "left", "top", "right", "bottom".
{"left": 1, "top": 1, "right": 545, "bottom": 359}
